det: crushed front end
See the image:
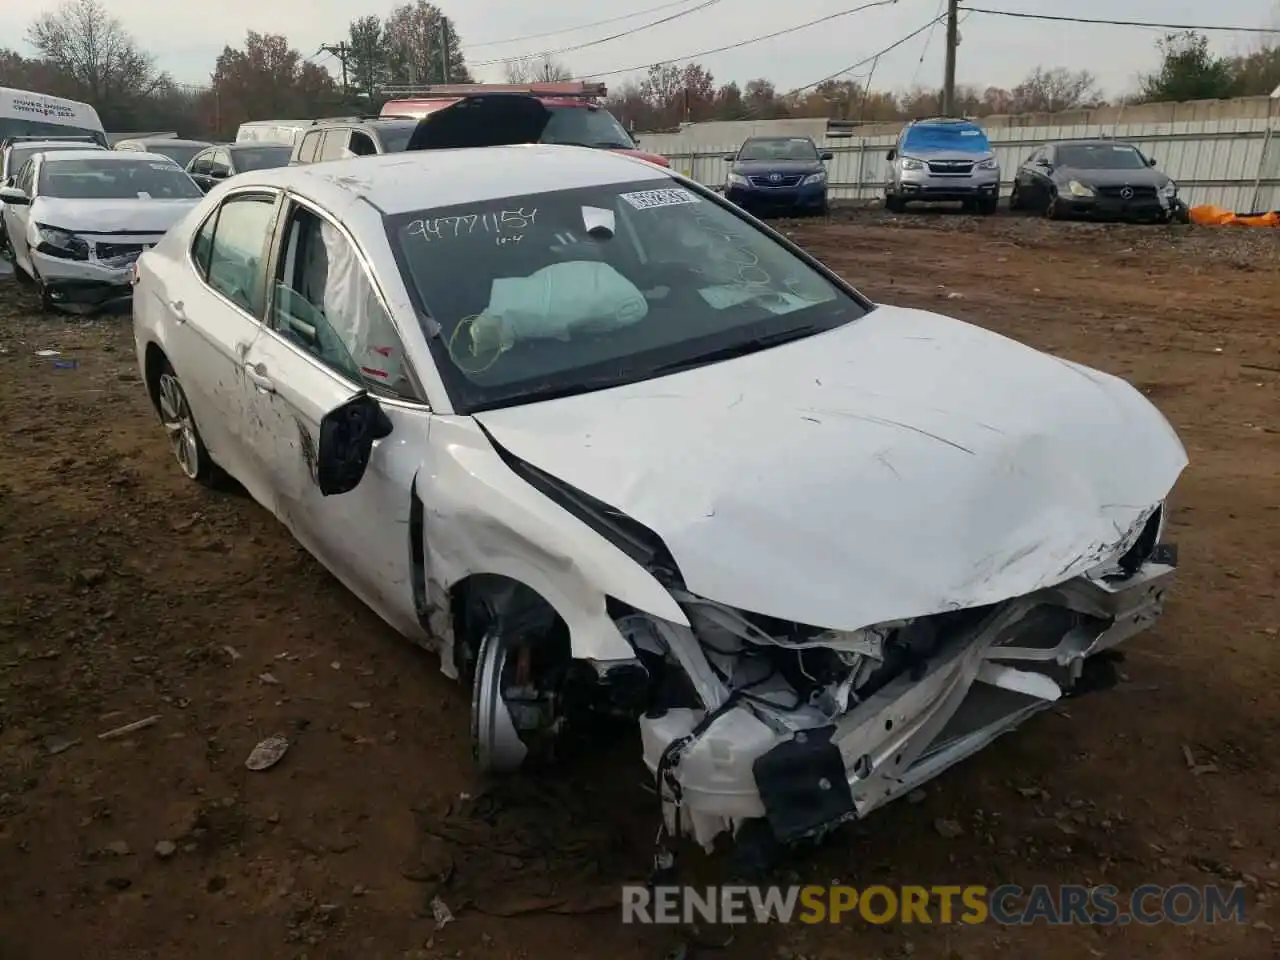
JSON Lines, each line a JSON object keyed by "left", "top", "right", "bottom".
{"left": 617, "top": 505, "right": 1177, "bottom": 853}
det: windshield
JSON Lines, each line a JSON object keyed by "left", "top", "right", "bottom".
{"left": 39, "top": 157, "right": 203, "bottom": 200}
{"left": 147, "top": 143, "right": 205, "bottom": 167}
{"left": 902, "top": 123, "right": 990, "bottom": 155}
{"left": 233, "top": 145, "right": 292, "bottom": 171}
{"left": 1056, "top": 143, "right": 1148, "bottom": 170}
{"left": 6, "top": 142, "right": 98, "bottom": 178}
{"left": 737, "top": 138, "right": 819, "bottom": 162}
{"left": 386, "top": 178, "right": 865, "bottom": 412}
{"left": 541, "top": 105, "right": 635, "bottom": 150}
{"left": 0, "top": 118, "right": 105, "bottom": 147}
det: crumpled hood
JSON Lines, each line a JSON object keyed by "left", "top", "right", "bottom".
{"left": 473, "top": 305, "right": 1188, "bottom": 630}
{"left": 32, "top": 196, "right": 201, "bottom": 235}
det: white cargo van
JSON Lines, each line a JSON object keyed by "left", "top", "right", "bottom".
{"left": 0, "top": 87, "right": 107, "bottom": 146}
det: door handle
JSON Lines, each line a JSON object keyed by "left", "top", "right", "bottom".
{"left": 168, "top": 299, "right": 187, "bottom": 323}
{"left": 243, "top": 363, "right": 275, "bottom": 393}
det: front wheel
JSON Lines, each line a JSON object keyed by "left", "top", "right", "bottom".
{"left": 1044, "top": 192, "right": 1064, "bottom": 220}
{"left": 884, "top": 194, "right": 905, "bottom": 213}
{"left": 1008, "top": 185, "right": 1021, "bottom": 211}
{"left": 156, "top": 361, "right": 221, "bottom": 487}
{"left": 978, "top": 197, "right": 999, "bottom": 216}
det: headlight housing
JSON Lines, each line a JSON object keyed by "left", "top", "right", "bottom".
{"left": 976, "top": 157, "right": 998, "bottom": 170}
{"left": 34, "top": 224, "right": 90, "bottom": 261}
{"left": 900, "top": 157, "right": 924, "bottom": 171}
{"left": 802, "top": 171, "right": 826, "bottom": 186}
{"left": 1067, "top": 180, "right": 1095, "bottom": 198}
{"left": 727, "top": 172, "right": 748, "bottom": 187}
{"left": 1160, "top": 181, "right": 1178, "bottom": 197}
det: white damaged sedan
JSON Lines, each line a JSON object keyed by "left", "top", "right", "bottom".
{"left": 131, "top": 144, "right": 1187, "bottom": 859}
{"left": 1, "top": 150, "right": 203, "bottom": 311}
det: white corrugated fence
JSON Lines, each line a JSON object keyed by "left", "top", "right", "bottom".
{"left": 640, "top": 115, "right": 1280, "bottom": 213}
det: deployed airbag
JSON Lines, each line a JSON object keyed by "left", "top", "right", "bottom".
{"left": 469, "top": 261, "right": 648, "bottom": 353}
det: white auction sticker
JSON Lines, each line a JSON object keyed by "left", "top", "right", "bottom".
{"left": 619, "top": 187, "right": 701, "bottom": 210}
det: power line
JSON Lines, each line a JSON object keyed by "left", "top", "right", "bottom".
{"left": 790, "top": 12, "right": 949, "bottom": 94}
{"left": 963, "top": 8, "right": 1280, "bottom": 34}
{"left": 909, "top": 0, "right": 946, "bottom": 87}
{"left": 469, "top": 0, "right": 724, "bottom": 67}
{"left": 466, "top": 0, "right": 699, "bottom": 48}
{"left": 573, "top": 0, "right": 902, "bottom": 81}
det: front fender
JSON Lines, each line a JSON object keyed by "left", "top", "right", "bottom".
{"left": 420, "top": 416, "right": 689, "bottom": 662}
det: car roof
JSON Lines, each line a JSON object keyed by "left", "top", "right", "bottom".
{"left": 43, "top": 150, "right": 179, "bottom": 164}
{"left": 121, "top": 138, "right": 210, "bottom": 147}
{"left": 8, "top": 139, "right": 101, "bottom": 150}
{"left": 1047, "top": 139, "right": 1132, "bottom": 147}
{"left": 235, "top": 143, "right": 673, "bottom": 214}
{"left": 228, "top": 142, "right": 292, "bottom": 151}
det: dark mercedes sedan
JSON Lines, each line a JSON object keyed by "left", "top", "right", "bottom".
{"left": 723, "top": 135, "right": 833, "bottom": 216}
{"left": 1010, "top": 139, "right": 1187, "bottom": 223}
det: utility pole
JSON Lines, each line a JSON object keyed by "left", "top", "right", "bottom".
{"left": 441, "top": 20, "right": 451, "bottom": 84}
{"left": 320, "top": 42, "right": 350, "bottom": 96}
{"left": 941, "top": 0, "right": 959, "bottom": 116}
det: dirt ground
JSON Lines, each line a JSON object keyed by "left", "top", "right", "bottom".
{"left": 0, "top": 210, "right": 1278, "bottom": 960}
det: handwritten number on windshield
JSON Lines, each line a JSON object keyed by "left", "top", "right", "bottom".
{"left": 406, "top": 208, "right": 538, "bottom": 243}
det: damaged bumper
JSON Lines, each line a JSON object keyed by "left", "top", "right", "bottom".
{"left": 636, "top": 549, "right": 1177, "bottom": 850}
{"left": 33, "top": 244, "right": 152, "bottom": 308}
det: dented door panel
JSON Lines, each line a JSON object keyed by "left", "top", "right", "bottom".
{"left": 237, "top": 328, "right": 430, "bottom": 640}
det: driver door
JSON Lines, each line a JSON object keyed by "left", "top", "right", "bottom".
{"left": 236, "top": 195, "right": 432, "bottom": 640}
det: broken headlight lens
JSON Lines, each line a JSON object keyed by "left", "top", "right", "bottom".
{"left": 1067, "top": 180, "right": 1095, "bottom": 198}
{"left": 35, "top": 225, "right": 90, "bottom": 261}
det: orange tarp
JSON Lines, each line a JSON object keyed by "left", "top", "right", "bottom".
{"left": 1188, "top": 205, "right": 1280, "bottom": 227}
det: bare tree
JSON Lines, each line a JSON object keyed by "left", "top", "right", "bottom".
{"left": 1010, "top": 67, "right": 1101, "bottom": 113}
{"left": 27, "top": 0, "right": 165, "bottom": 103}
{"left": 503, "top": 55, "right": 572, "bottom": 84}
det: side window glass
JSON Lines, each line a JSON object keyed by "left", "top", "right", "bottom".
{"left": 205, "top": 195, "right": 277, "bottom": 313}
{"left": 319, "top": 130, "right": 348, "bottom": 161}
{"left": 298, "top": 132, "right": 321, "bottom": 163}
{"left": 270, "top": 205, "right": 415, "bottom": 398}
{"left": 349, "top": 131, "right": 377, "bottom": 156}
{"left": 190, "top": 151, "right": 211, "bottom": 175}
{"left": 191, "top": 209, "right": 217, "bottom": 279}
{"left": 20, "top": 161, "right": 35, "bottom": 194}
{"left": 210, "top": 150, "right": 231, "bottom": 176}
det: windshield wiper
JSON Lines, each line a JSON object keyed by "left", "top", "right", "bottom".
{"left": 649, "top": 324, "right": 824, "bottom": 376}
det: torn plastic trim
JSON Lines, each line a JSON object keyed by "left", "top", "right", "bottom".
{"left": 636, "top": 555, "right": 1177, "bottom": 850}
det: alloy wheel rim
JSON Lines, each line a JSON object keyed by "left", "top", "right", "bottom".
{"left": 157, "top": 373, "right": 199, "bottom": 479}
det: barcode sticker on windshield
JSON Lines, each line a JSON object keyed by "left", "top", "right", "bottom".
{"left": 149, "top": 162, "right": 174, "bottom": 169}
{"left": 619, "top": 188, "right": 700, "bottom": 210}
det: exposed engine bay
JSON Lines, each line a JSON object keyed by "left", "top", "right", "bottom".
{"left": 469, "top": 500, "right": 1177, "bottom": 861}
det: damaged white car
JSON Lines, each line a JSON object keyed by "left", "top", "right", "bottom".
{"left": 131, "top": 144, "right": 1187, "bottom": 860}
{"left": 1, "top": 150, "right": 203, "bottom": 311}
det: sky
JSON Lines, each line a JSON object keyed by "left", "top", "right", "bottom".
{"left": 2, "top": 0, "right": 1278, "bottom": 98}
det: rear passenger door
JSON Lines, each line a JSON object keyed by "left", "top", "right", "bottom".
{"left": 171, "top": 188, "right": 284, "bottom": 510}
{"left": 317, "top": 129, "right": 353, "bottom": 163}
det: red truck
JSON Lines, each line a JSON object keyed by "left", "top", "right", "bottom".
{"left": 380, "top": 81, "right": 670, "bottom": 167}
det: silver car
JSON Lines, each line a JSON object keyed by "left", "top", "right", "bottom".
{"left": 884, "top": 118, "right": 1000, "bottom": 214}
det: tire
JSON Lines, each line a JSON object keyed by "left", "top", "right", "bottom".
{"left": 1008, "top": 185, "right": 1021, "bottom": 211}
{"left": 884, "top": 194, "right": 905, "bottom": 213}
{"left": 978, "top": 197, "right": 999, "bottom": 216}
{"left": 155, "top": 359, "right": 222, "bottom": 488}
{"left": 1044, "top": 192, "right": 1064, "bottom": 220}
{"left": 33, "top": 270, "right": 54, "bottom": 312}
